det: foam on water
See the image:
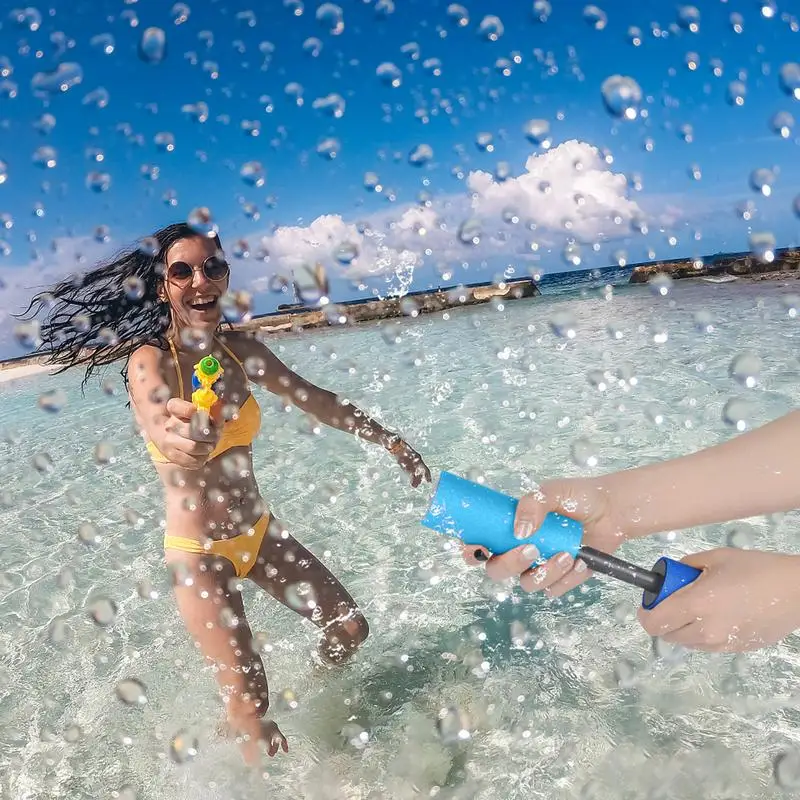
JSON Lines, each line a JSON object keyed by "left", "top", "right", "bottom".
{"left": 2, "top": 280, "right": 800, "bottom": 799}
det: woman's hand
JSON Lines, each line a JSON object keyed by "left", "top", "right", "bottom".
{"left": 462, "top": 477, "right": 626, "bottom": 597}
{"left": 638, "top": 548, "right": 800, "bottom": 652}
{"left": 232, "top": 715, "right": 289, "bottom": 765}
{"left": 161, "top": 397, "right": 221, "bottom": 470}
{"left": 390, "top": 440, "right": 432, "bottom": 488}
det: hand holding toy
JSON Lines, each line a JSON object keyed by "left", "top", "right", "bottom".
{"left": 191, "top": 355, "right": 223, "bottom": 414}
{"left": 421, "top": 471, "right": 702, "bottom": 609}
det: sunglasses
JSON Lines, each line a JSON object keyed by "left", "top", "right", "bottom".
{"left": 166, "top": 254, "right": 230, "bottom": 285}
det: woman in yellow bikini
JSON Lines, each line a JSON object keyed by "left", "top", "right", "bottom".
{"left": 22, "top": 222, "right": 432, "bottom": 764}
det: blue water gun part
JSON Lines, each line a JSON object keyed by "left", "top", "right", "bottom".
{"left": 421, "top": 471, "right": 702, "bottom": 610}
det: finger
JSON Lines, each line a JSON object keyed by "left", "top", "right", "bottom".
{"left": 282, "top": 738, "right": 289, "bottom": 753}
{"left": 541, "top": 559, "right": 593, "bottom": 598}
{"left": 462, "top": 544, "right": 492, "bottom": 566}
{"left": 637, "top": 599, "right": 697, "bottom": 638}
{"left": 485, "top": 544, "right": 541, "bottom": 582}
{"left": 518, "top": 553, "right": 575, "bottom": 592}
{"left": 166, "top": 397, "right": 197, "bottom": 421}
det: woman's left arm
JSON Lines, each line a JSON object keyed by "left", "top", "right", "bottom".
{"left": 237, "top": 334, "right": 432, "bottom": 487}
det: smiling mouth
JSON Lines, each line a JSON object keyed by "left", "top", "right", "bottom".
{"left": 188, "top": 297, "right": 219, "bottom": 312}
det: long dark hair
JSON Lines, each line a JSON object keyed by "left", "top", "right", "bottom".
{"left": 15, "top": 222, "right": 222, "bottom": 391}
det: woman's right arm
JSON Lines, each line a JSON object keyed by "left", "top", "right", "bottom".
{"left": 127, "top": 346, "right": 218, "bottom": 470}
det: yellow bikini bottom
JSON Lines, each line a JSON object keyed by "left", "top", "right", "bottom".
{"left": 163, "top": 513, "right": 270, "bottom": 578}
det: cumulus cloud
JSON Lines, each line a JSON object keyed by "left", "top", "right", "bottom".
{"left": 247, "top": 139, "right": 645, "bottom": 294}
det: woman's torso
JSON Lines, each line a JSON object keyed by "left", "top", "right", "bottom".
{"left": 132, "top": 332, "right": 266, "bottom": 542}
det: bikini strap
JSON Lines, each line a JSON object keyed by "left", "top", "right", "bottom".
{"left": 214, "top": 335, "right": 249, "bottom": 383}
{"left": 167, "top": 339, "right": 186, "bottom": 399}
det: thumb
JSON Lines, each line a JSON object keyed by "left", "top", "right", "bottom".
{"left": 513, "top": 479, "right": 587, "bottom": 538}
{"left": 166, "top": 397, "right": 198, "bottom": 421}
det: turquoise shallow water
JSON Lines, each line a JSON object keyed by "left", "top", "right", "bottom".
{"left": 2, "top": 278, "right": 800, "bottom": 799}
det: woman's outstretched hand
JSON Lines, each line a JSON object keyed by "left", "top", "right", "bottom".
{"left": 391, "top": 440, "right": 432, "bottom": 488}
{"left": 638, "top": 548, "right": 800, "bottom": 652}
{"left": 233, "top": 715, "right": 289, "bottom": 765}
{"left": 462, "top": 477, "right": 626, "bottom": 597}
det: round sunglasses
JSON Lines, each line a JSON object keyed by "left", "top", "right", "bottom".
{"left": 166, "top": 254, "right": 230, "bottom": 285}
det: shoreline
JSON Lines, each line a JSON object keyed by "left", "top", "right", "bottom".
{"left": 2, "top": 251, "right": 798, "bottom": 382}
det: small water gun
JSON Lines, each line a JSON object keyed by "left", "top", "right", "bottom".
{"left": 422, "top": 472, "right": 702, "bottom": 609}
{"left": 191, "top": 355, "right": 223, "bottom": 414}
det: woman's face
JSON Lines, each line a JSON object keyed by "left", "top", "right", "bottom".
{"left": 160, "top": 235, "right": 230, "bottom": 334}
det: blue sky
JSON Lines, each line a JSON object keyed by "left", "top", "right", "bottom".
{"left": 2, "top": 0, "right": 800, "bottom": 354}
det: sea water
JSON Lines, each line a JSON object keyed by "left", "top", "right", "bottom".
{"left": 2, "top": 278, "right": 800, "bottom": 800}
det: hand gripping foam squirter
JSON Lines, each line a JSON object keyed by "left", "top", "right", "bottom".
{"left": 421, "top": 471, "right": 702, "bottom": 609}
{"left": 191, "top": 355, "right": 223, "bottom": 414}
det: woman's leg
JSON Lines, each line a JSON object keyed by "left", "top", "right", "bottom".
{"left": 246, "top": 518, "right": 369, "bottom": 664}
{"left": 165, "top": 550, "right": 282, "bottom": 763}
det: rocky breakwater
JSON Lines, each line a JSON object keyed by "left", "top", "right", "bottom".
{"left": 242, "top": 277, "right": 540, "bottom": 335}
{"left": 628, "top": 247, "right": 800, "bottom": 284}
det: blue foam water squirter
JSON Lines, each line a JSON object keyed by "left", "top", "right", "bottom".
{"left": 421, "top": 471, "right": 702, "bottom": 610}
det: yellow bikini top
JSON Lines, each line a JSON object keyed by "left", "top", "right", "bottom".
{"left": 145, "top": 336, "right": 262, "bottom": 465}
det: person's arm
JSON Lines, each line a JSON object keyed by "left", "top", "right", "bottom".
{"left": 601, "top": 409, "right": 800, "bottom": 538}
{"left": 236, "top": 334, "right": 401, "bottom": 447}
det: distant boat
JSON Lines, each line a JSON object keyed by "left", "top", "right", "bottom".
{"left": 701, "top": 274, "right": 738, "bottom": 283}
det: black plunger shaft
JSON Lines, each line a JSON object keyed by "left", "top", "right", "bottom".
{"left": 577, "top": 546, "right": 662, "bottom": 594}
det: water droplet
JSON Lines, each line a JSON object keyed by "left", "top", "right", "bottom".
{"left": 722, "top": 397, "right": 756, "bottom": 431}
{"left": 86, "top": 171, "right": 111, "bottom": 193}
{"left": 613, "top": 602, "right": 635, "bottom": 623}
{"left": 32, "top": 452, "right": 54, "bottom": 474}
{"left": 64, "top": 723, "right": 83, "bottom": 743}
{"left": 532, "top": 0, "right": 552, "bottom": 23}
{"left": 583, "top": 5, "right": 607, "bottom": 30}
{"left": 571, "top": 438, "right": 598, "bottom": 468}
{"left": 316, "top": 136, "right": 340, "bottom": 159}
{"left": 278, "top": 688, "right": 299, "bottom": 711}
{"left": 523, "top": 118, "right": 551, "bottom": 148}
{"left": 437, "top": 706, "right": 471, "bottom": 744}
{"left": 726, "top": 523, "right": 756, "bottom": 549}
{"left": 750, "top": 168, "right": 775, "bottom": 196}
{"left": 33, "top": 146, "right": 57, "bottom": 169}
{"left": 779, "top": 62, "right": 800, "bottom": 99}
{"left": 88, "top": 596, "right": 117, "bottom": 627}
{"left": 549, "top": 310, "right": 577, "bottom": 338}
{"left": 31, "top": 63, "right": 83, "bottom": 95}
{"left": 376, "top": 62, "right": 402, "bottom": 87}
{"left": 284, "top": 581, "right": 317, "bottom": 612}
{"left": 116, "top": 678, "right": 148, "bottom": 706}
{"left": 123, "top": 276, "right": 145, "bottom": 301}
{"left": 601, "top": 75, "right": 642, "bottom": 120}
{"left": 477, "top": 14, "right": 504, "bottom": 41}
{"left": 447, "top": 3, "right": 469, "bottom": 26}
{"left": 750, "top": 231, "right": 776, "bottom": 263}
{"left": 652, "top": 637, "right": 686, "bottom": 663}
{"left": 408, "top": 143, "right": 433, "bottom": 166}
{"left": 139, "top": 27, "right": 167, "bottom": 63}
{"left": 316, "top": 2, "right": 344, "bottom": 35}
{"left": 187, "top": 207, "right": 218, "bottom": 237}
{"left": 648, "top": 273, "right": 673, "bottom": 297}
{"left": 172, "top": 2, "right": 190, "bottom": 24}
{"left": 333, "top": 241, "right": 359, "bottom": 265}
{"left": 137, "top": 579, "right": 158, "bottom": 600}
{"left": 760, "top": 0, "right": 778, "bottom": 19}
{"left": 644, "top": 402, "right": 667, "bottom": 425}
{"left": 78, "top": 522, "right": 99, "bottom": 545}
{"left": 774, "top": 750, "right": 800, "bottom": 789}
{"left": 770, "top": 110, "right": 794, "bottom": 138}
{"left": 39, "top": 389, "right": 66, "bottom": 413}
{"left": 170, "top": 730, "right": 199, "bottom": 763}
{"left": 729, "top": 351, "right": 762, "bottom": 388}
{"left": 49, "top": 619, "right": 69, "bottom": 646}
{"left": 94, "top": 441, "right": 115, "bottom": 465}
{"left": 676, "top": 5, "right": 700, "bottom": 32}
{"left": 562, "top": 241, "right": 582, "bottom": 266}
{"left": 727, "top": 80, "right": 746, "bottom": 106}
{"left": 613, "top": 659, "right": 637, "bottom": 687}
{"left": 458, "top": 218, "right": 482, "bottom": 245}
{"left": 90, "top": 33, "right": 115, "bottom": 55}
{"left": 729, "top": 12, "right": 744, "bottom": 33}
